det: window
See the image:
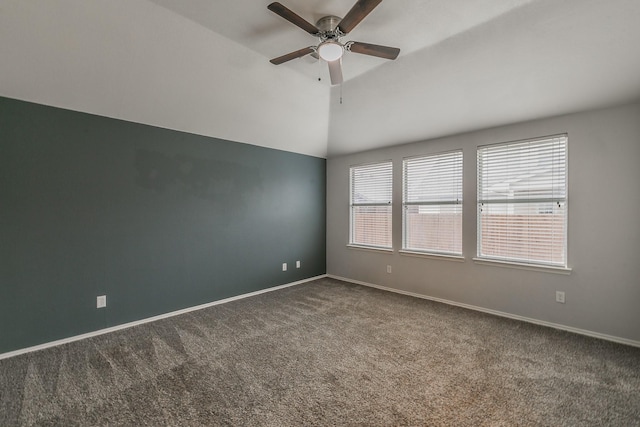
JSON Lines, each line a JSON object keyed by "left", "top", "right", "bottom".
{"left": 477, "top": 135, "right": 567, "bottom": 267}
{"left": 403, "top": 151, "right": 463, "bottom": 256}
{"left": 350, "top": 161, "right": 392, "bottom": 249}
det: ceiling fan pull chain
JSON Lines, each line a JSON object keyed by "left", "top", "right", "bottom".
{"left": 340, "top": 83, "right": 343, "bottom": 105}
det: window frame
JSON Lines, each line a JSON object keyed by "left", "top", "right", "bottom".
{"left": 402, "top": 150, "right": 464, "bottom": 257}
{"left": 476, "top": 134, "right": 569, "bottom": 269}
{"left": 349, "top": 160, "right": 393, "bottom": 251}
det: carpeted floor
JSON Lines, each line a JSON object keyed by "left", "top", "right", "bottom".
{"left": 1, "top": 277, "right": 639, "bottom": 426}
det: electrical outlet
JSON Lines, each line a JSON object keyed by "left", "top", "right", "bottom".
{"left": 282, "top": 263, "right": 287, "bottom": 271}
{"left": 556, "top": 291, "right": 565, "bottom": 304}
{"left": 97, "top": 295, "right": 107, "bottom": 308}
{"left": 386, "top": 265, "right": 392, "bottom": 274}
{"left": 296, "top": 260, "right": 301, "bottom": 268}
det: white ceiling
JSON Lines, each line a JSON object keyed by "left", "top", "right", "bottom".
{"left": 1, "top": 0, "right": 639, "bottom": 158}
{"left": 147, "top": 0, "right": 535, "bottom": 82}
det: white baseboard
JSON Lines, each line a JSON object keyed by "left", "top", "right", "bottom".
{"left": 5, "top": 273, "right": 636, "bottom": 361}
{"left": 0, "top": 275, "right": 327, "bottom": 361}
{"left": 328, "top": 274, "right": 640, "bottom": 348}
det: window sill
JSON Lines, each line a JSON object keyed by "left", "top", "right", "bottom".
{"left": 399, "top": 250, "right": 465, "bottom": 262}
{"left": 472, "top": 258, "right": 572, "bottom": 275}
{"left": 347, "top": 244, "right": 393, "bottom": 254}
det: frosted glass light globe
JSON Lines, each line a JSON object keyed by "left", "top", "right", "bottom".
{"left": 318, "top": 41, "right": 343, "bottom": 62}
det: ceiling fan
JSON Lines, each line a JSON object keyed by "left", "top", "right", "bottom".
{"left": 267, "top": 0, "right": 400, "bottom": 85}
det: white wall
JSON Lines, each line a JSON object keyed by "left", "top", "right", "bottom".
{"left": 327, "top": 0, "right": 640, "bottom": 157}
{"left": 327, "top": 102, "right": 640, "bottom": 343}
{"left": 0, "top": 0, "right": 329, "bottom": 158}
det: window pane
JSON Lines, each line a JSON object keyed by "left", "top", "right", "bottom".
{"left": 351, "top": 162, "right": 392, "bottom": 204}
{"left": 404, "top": 152, "right": 463, "bottom": 203}
{"left": 478, "top": 136, "right": 566, "bottom": 202}
{"left": 479, "top": 202, "right": 566, "bottom": 265}
{"left": 404, "top": 204, "right": 462, "bottom": 254}
{"left": 351, "top": 205, "right": 392, "bottom": 248}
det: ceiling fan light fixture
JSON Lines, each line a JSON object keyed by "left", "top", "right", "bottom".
{"left": 318, "top": 41, "right": 343, "bottom": 62}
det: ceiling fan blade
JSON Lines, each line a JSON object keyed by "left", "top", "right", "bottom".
{"left": 268, "top": 2, "right": 319, "bottom": 35}
{"left": 337, "top": 0, "right": 383, "bottom": 34}
{"left": 328, "top": 59, "right": 343, "bottom": 85}
{"left": 270, "top": 46, "right": 315, "bottom": 65}
{"left": 348, "top": 41, "right": 400, "bottom": 60}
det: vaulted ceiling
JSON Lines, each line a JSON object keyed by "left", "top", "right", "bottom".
{"left": 1, "top": 0, "right": 639, "bottom": 158}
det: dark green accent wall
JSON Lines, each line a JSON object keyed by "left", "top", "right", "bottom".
{"left": 0, "top": 97, "right": 326, "bottom": 354}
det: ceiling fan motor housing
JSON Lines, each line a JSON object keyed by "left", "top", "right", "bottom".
{"left": 316, "top": 15, "right": 342, "bottom": 37}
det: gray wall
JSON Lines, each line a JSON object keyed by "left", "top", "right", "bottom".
{"left": 327, "top": 102, "right": 640, "bottom": 343}
{"left": 0, "top": 97, "right": 326, "bottom": 354}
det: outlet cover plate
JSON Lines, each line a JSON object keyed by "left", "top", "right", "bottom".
{"left": 97, "top": 295, "right": 107, "bottom": 308}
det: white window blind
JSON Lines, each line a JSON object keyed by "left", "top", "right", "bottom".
{"left": 350, "top": 161, "right": 392, "bottom": 249}
{"left": 477, "top": 135, "right": 567, "bottom": 267}
{"left": 403, "top": 151, "right": 463, "bottom": 255}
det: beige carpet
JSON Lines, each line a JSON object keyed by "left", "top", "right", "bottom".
{"left": 1, "top": 277, "right": 639, "bottom": 426}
